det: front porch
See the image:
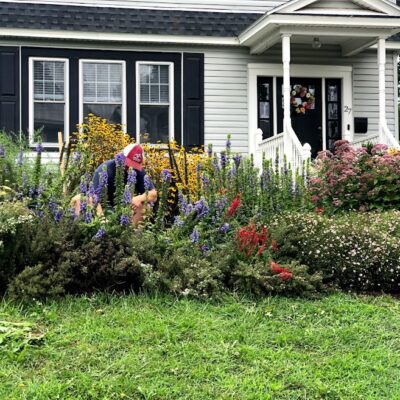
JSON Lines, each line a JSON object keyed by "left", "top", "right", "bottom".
{"left": 240, "top": 0, "right": 400, "bottom": 169}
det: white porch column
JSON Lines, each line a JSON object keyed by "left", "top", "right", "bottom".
{"left": 378, "top": 37, "right": 387, "bottom": 140}
{"left": 282, "top": 34, "right": 292, "bottom": 132}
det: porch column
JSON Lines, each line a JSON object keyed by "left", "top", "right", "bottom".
{"left": 282, "top": 34, "right": 292, "bottom": 132}
{"left": 378, "top": 37, "right": 387, "bottom": 140}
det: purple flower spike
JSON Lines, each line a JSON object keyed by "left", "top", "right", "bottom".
{"left": 190, "top": 229, "right": 200, "bottom": 243}
{"left": 127, "top": 168, "right": 137, "bottom": 189}
{"left": 219, "top": 223, "right": 230, "bottom": 234}
{"left": 115, "top": 152, "right": 126, "bottom": 168}
{"left": 226, "top": 137, "right": 231, "bottom": 151}
{"left": 174, "top": 216, "right": 184, "bottom": 227}
{"left": 72, "top": 151, "right": 81, "bottom": 164}
{"left": 120, "top": 214, "right": 130, "bottom": 226}
{"left": 194, "top": 198, "right": 209, "bottom": 219}
{"left": 220, "top": 152, "right": 227, "bottom": 169}
{"left": 93, "top": 228, "right": 106, "bottom": 240}
{"left": 84, "top": 211, "right": 92, "bottom": 224}
{"left": 35, "top": 143, "right": 43, "bottom": 154}
{"left": 54, "top": 210, "right": 63, "bottom": 223}
{"left": 0, "top": 145, "right": 5, "bottom": 158}
{"left": 233, "top": 154, "right": 241, "bottom": 168}
{"left": 162, "top": 169, "right": 172, "bottom": 183}
{"left": 207, "top": 144, "right": 213, "bottom": 158}
{"left": 80, "top": 200, "right": 88, "bottom": 215}
{"left": 123, "top": 186, "right": 132, "bottom": 204}
{"left": 144, "top": 175, "right": 152, "bottom": 191}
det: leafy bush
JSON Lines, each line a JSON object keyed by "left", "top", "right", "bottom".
{"left": 271, "top": 211, "right": 400, "bottom": 292}
{"left": 309, "top": 140, "right": 400, "bottom": 212}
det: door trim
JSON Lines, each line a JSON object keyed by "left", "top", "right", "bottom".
{"left": 248, "top": 63, "right": 353, "bottom": 155}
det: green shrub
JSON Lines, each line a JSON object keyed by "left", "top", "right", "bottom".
{"left": 271, "top": 211, "right": 400, "bottom": 292}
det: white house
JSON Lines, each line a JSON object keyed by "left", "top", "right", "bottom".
{"left": 0, "top": 0, "right": 400, "bottom": 168}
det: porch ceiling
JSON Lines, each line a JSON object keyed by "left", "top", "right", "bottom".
{"left": 240, "top": 14, "right": 400, "bottom": 56}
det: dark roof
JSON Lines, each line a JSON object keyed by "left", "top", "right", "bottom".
{"left": 389, "top": 33, "right": 400, "bottom": 41}
{"left": 0, "top": 2, "right": 261, "bottom": 37}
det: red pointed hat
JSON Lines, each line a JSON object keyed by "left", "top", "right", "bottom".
{"left": 123, "top": 143, "right": 144, "bottom": 171}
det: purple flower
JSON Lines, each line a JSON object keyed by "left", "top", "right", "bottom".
{"left": 212, "top": 156, "right": 220, "bottom": 172}
{"left": 35, "top": 143, "right": 43, "bottom": 154}
{"left": 72, "top": 151, "right": 81, "bottom": 164}
{"left": 0, "top": 145, "right": 5, "bottom": 158}
{"left": 226, "top": 136, "right": 231, "bottom": 151}
{"left": 194, "top": 198, "right": 209, "bottom": 219}
{"left": 178, "top": 192, "right": 192, "bottom": 215}
{"left": 219, "top": 223, "right": 230, "bottom": 234}
{"left": 201, "top": 244, "right": 210, "bottom": 255}
{"left": 233, "top": 154, "right": 241, "bottom": 168}
{"left": 207, "top": 144, "right": 213, "bottom": 158}
{"left": 220, "top": 152, "right": 227, "bottom": 169}
{"left": 69, "top": 208, "right": 77, "bottom": 222}
{"left": 174, "top": 216, "right": 185, "bottom": 227}
{"left": 84, "top": 211, "right": 92, "bottom": 224}
{"left": 123, "top": 186, "right": 132, "bottom": 204}
{"left": 93, "top": 228, "right": 106, "bottom": 240}
{"left": 54, "top": 209, "right": 63, "bottom": 223}
{"left": 88, "top": 182, "right": 98, "bottom": 206}
{"left": 115, "top": 152, "right": 126, "bottom": 168}
{"left": 127, "top": 168, "right": 137, "bottom": 189}
{"left": 97, "top": 167, "right": 108, "bottom": 195}
{"left": 48, "top": 198, "right": 57, "bottom": 213}
{"left": 37, "top": 185, "right": 44, "bottom": 197}
{"left": 201, "top": 174, "right": 210, "bottom": 188}
{"left": 196, "top": 163, "right": 201, "bottom": 174}
{"left": 120, "top": 214, "right": 130, "bottom": 226}
{"left": 80, "top": 200, "right": 87, "bottom": 215}
{"left": 17, "top": 150, "right": 23, "bottom": 166}
{"left": 190, "top": 229, "right": 200, "bottom": 243}
{"left": 162, "top": 169, "right": 172, "bottom": 183}
{"left": 144, "top": 175, "right": 152, "bottom": 191}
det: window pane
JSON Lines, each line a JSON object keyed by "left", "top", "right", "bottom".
{"left": 150, "top": 85, "right": 159, "bottom": 103}
{"left": 160, "top": 84, "right": 169, "bottom": 103}
{"left": 140, "top": 84, "right": 150, "bottom": 103}
{"left": 34, "top": 60, "right": 65, "bottom": 102}
{"left": 82, "top": 62, "right": 122, "bottom": 103}
{"left": 83, "top": 104, "right": 122, "bottom": 124}
{"left": 140, "top": 105, "right": 169, "bottom": 143}
{"left": 140, "top": 65, "right": 150, "bottom": 84}
{"left": 150, "top": 65, "right": 159, "bottom": 84}
{"left": 34, "top": 103, "right": 64, "bottom": 143}
{"left": 160, "top": 66, "right": 169, "bottom": 84}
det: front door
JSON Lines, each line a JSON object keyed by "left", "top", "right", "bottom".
{"left": 277, "top": 78, "right": 322, "bottom": 158}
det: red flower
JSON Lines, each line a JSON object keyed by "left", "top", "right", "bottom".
{"left": 279, "top": 271, "right": 293, "bottom": 281}
{"left": 227, "top": 194, "right": 241, "bottom": 217}
{"left": 271, "top": 240, "right": 278, "bottom": 252}
{"left": 271, "top": 261, "right": 287, "bottom": 275}
{"left": 315, "top": 207, "right": 324, "bottom": 214}
{"left": 256, "top": 244, "right": 266, "bottom": 257}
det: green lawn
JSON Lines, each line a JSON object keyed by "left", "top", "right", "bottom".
{"left": 1, "top": 293, "right": 400, "bottom": 400}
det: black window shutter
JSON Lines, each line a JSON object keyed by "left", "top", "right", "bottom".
{"left": 183, "top": 53, "right": 204, "bottom": 149}
{"left": 0, "top": 47, "right": 19, "bottom": 134}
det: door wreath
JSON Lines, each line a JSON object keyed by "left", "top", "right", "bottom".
{"left": 291, "top": 85, "right": 315, "bottom": 115}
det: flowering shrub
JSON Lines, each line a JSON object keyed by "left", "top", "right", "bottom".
{"left": 309, "top": 141, "right": 400, "bottom": 212}
{"left": 73, "top": 114, "right": 133, "bottom": 173}
{"left": 271, "top": 211, "right": 400, "bottom": 292}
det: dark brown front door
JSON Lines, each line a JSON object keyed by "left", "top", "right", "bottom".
{"left": 278, "top": 78, "right": 322, "bottom": 158}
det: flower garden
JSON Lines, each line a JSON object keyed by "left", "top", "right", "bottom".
{"left": 1, "top": 116, "right": 400, "bottom": 301}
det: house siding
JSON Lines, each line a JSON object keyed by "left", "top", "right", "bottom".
{"left": 203, "top": 44, "right": 398, "bottom": 153}
{"left": 0, "top": 40, "right": 397, "bottom": 154}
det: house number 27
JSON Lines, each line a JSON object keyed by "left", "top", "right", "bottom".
{"left": 344, "top": 106, "right": 352, "bottom": 115}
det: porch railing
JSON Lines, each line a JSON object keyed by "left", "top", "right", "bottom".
{"left": 351, "top": 125, "right": 399, "bottom": 149}
{"left": 255, "top": 127, "right": 311, "bottom": 173}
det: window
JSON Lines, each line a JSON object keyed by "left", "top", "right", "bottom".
{"left": 80, "top": 60, "right": 126, "bottom": 126}
{"left": 30, "top": 58, "right": 68, "bottom": 146}
{"left": 137, "top": 62, "right": 174, "bottom": 143}
{"left": 257, "top": 77, "right": 273, "bottom": 140}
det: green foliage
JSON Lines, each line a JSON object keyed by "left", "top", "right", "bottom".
{"left": 271, "top": 210, "right": 400, "bottom": 292}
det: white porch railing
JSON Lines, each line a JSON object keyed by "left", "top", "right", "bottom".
{"left": 351, "top": 126, "right": 400, "bottom": 149}
{"left": 255, "top": 128, "right": 311, "bottom": 173}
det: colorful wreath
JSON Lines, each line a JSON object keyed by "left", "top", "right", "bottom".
{"left": 290, "top": 85, "right": 315, "bottom": 115}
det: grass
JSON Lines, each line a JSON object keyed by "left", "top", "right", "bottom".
{"left": 1, "top": 293, "right": 400, "bottom": 399}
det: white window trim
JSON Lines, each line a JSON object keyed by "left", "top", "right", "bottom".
{"left": 79, "top": 59, "right": 127, "bottom": 130}
{"left": 135, "top": 61, "right": 174, "bottom": 144}
{"left": 248, "top": 63, "right": 353, "bottom": 155}
{"left": 29, "top": 57, "right": 69, "bottom": 148}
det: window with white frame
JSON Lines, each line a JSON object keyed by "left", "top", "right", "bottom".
{"left": 31, "top": 59, "right": 68, "bottom": 145}
{"left": 137, "top": 63, "right": 173, "bottom": 143}
{"left": 81, "top": 60, "right": 125, "bottom": 125}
